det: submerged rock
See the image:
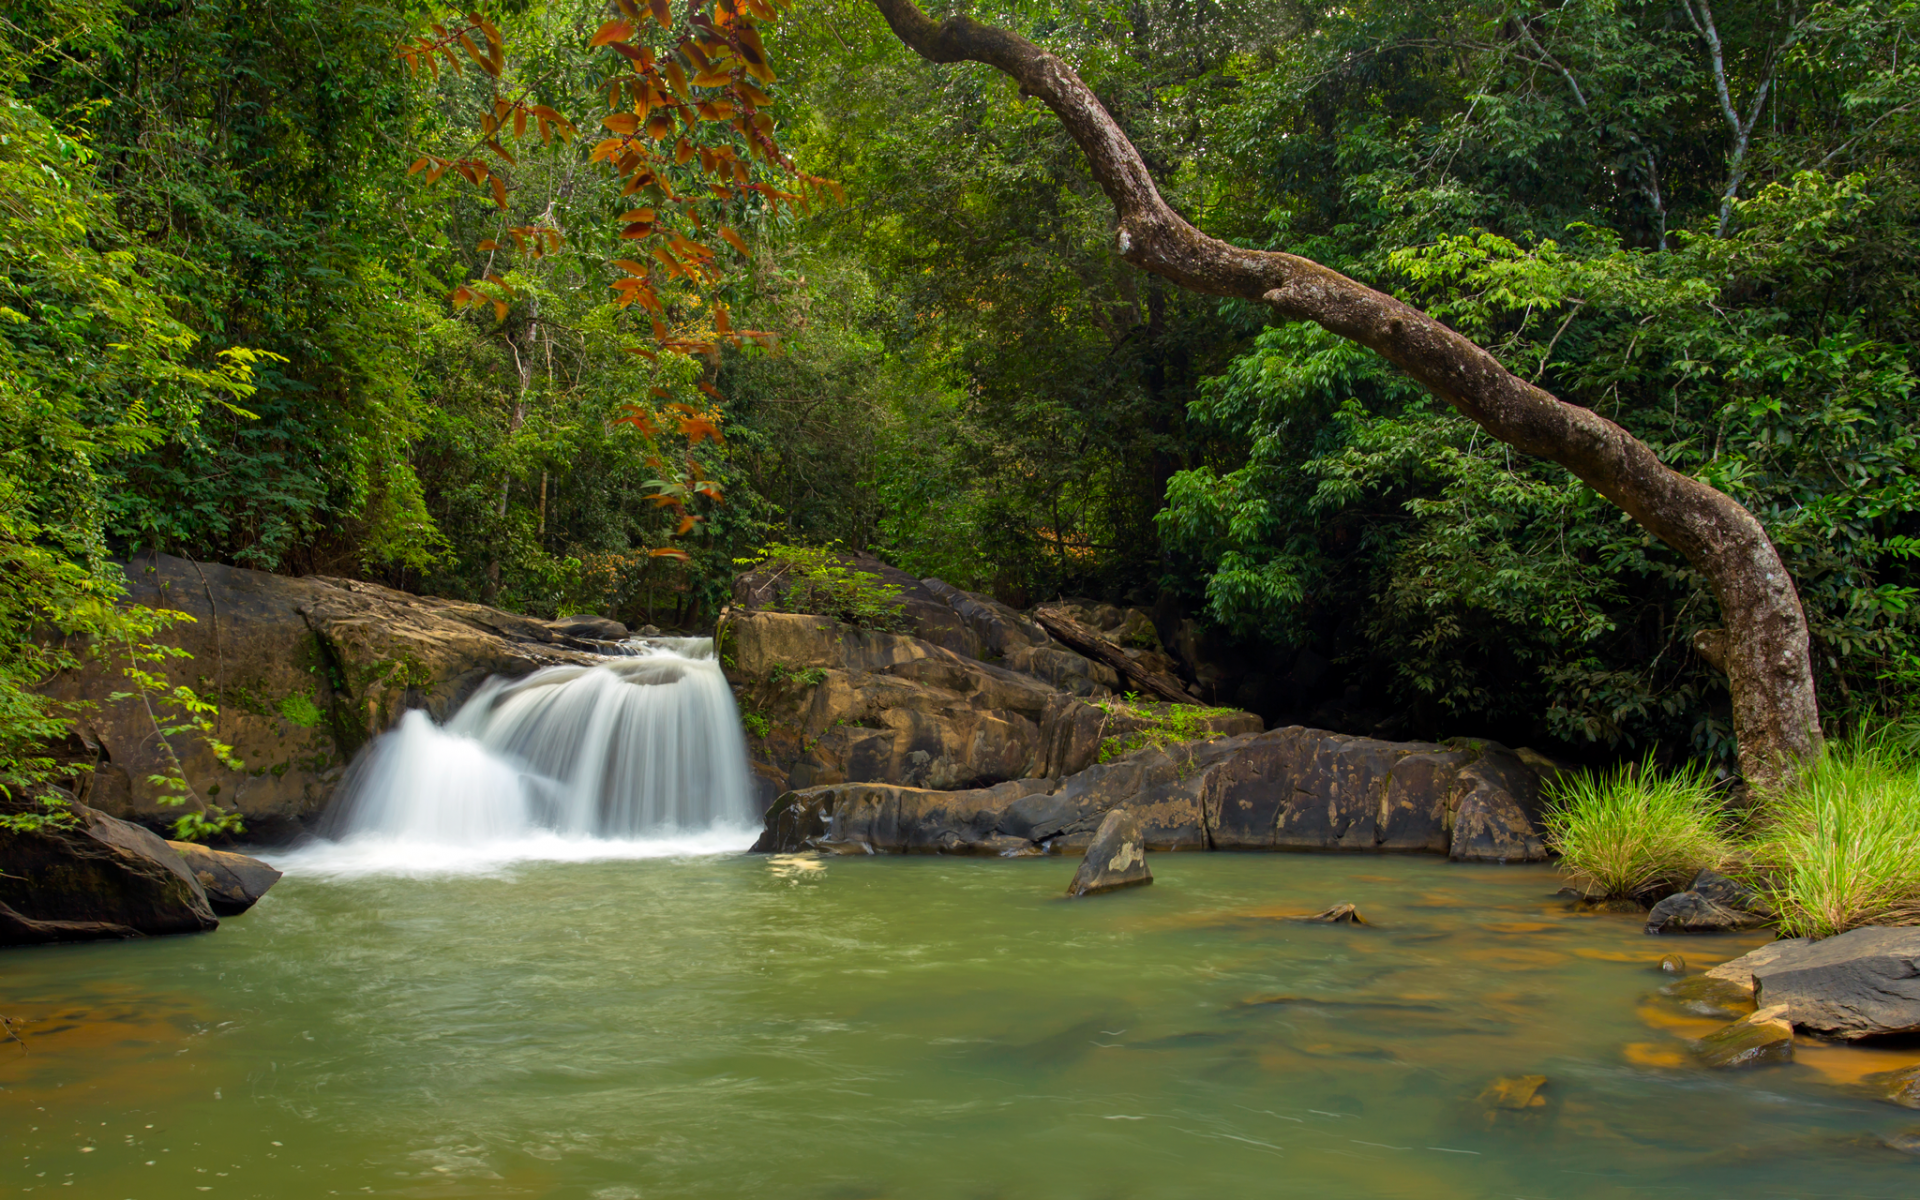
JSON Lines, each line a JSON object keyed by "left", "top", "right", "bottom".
{"left": 1661, "top": 974, "right": 1758, "bottom": 1020}
{"left": 1066, "top": 809, "right": 1151, "bottom": 897}
{"left": 1479, "top": 1074, "right": 1548, "bottom": 1110}
{"left": 1297, "top": 904, "right": 1368, "bottom": 925}
{"left": 166, "top": 841, "right": 282, "bottom": 915}
{"left": 1646, "top": 890, "right": 1768, "bottom": 935}
{"left": 1, "top": 801, "right": 217, "bottom": 945}
{"left": 1862, "top": 1064, "right": 1920, "bottom": 1110}
{"left": 1749, "top": 926, "right": 1920, "bottom": 1040}
{"left": 1659, "top": 953, "right": 1687, "bottom": 974}
{"left": 1694, "top": 1004, "right": 1794, "bottom": 1068}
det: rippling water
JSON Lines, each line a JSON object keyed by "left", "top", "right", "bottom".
{"left": 4, "top": 849, "right": 1918, "bottom": 1199}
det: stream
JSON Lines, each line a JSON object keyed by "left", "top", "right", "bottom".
{"left": 5, "top": 849, "right": 1918, "bottom": 1198}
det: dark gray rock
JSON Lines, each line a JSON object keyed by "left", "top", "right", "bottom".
{"left": 1, "top": 801, "right": 218, "bottom": 945}
{"left": 1646, "top": 890, "right": 1768, "bottom": 934}
{"left": 1662, "top": 974, "right": 1760, "bottom": 1020}
{"left": 1694, "top": 1004, "right": 1794, "bottom": 1068}
{"left": 1751, "top": 926, "right": 1920, "bottom": 1039}
{"left": 166, "top": 841, "right": 282, "bottom": 915}
{"left": 750, "top": 724, "right": 1552, "bottom": 861}
{"left": 1690, "top": 868, "right": 1765, "bottom": 914}
{"left": 1066, "top": 809, "right": 1151, "bottom": 897}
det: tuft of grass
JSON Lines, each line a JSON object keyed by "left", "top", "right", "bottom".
{"left": 1091, "top": 694, "right": 1244, "bottom": 763}
{"left": 1542, "top": 754, "right": 1737, "bottom": 900}
{"left": 1747, "top": 725, "right": 1920, "bottom": 938}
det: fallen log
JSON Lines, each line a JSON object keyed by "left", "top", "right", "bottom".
{"left": 1032, "top": 606, "right": 1196, "bottom": 703}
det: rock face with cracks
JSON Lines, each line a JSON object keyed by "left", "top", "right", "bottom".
{"left": 1066, "top": 808, "right": 1152, "bottom": 897}
{"left": 751, "top": 725, "right": 1550, "bottom": 860}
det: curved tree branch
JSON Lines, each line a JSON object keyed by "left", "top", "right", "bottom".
{"left": 866, "top": 0, "right": 1822, "bottom": 791}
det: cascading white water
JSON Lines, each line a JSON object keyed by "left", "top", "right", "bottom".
{"left": 292, "top": 638, "right": 759, "bottom": 875}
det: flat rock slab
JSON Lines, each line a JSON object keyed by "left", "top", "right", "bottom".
{"left": 1694, "top": 1003, "right": 1794, "bottom": 1068}
{"left": 1750, "top": 926, "right": 1920, "bottom": 1040}
{"left": 1066, "top": 809, "right": 1151, "bottom": 897}
{"left": 167, "top": 842, "right": 283, "bottom": 915}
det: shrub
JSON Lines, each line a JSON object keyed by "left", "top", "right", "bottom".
{"left": 739, "top": 542, "right": 908, "bottom": 631}
{"left": 1541, "top": 755, "right": 1737, "bottom": 900}
{"left": 1747, "top": 726, "right": 1920, "bottom": 938}
{"left": 1092, "top": 694, "right": 1245, "bottom": 763}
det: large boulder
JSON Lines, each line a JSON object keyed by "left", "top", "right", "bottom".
{"left": 38, "top": 553, "right": 606, "bottom": 838}
{"left": 1, "top": 799, "right": 218, "bottom": 944}
{"left": 1745, "top": 927, "right": 1920, "bottom": 1040}
{"left": 166, "top": 841, "right": 282, "bottom": 915}
{"left": 752, "top": 725, "right": 1550, "bottom": 860}
{"left": 724, "top": 610, "right": 1155, "bottom": 794}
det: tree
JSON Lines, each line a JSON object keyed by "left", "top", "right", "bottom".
{"left": 864, "top": 0, "right": 1822, "bottom": 794}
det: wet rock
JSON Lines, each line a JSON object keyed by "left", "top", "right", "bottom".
{"left": 165, "top": 841, "right": 282, "bottom": 915}
{"left": 1661, "top": 974, "right": 1758, "bottom": 1020}
{"left": 1645, "top": 890, "right": 1767, "bottom": 934}
{"left": 1749, "top": 926, "right": 1920, "bottom": 1040}
{"left": 1694, "top": 1003, "right": 1794, "bottom": 1068}
{"left": 1862, "top": 1064, "right": 1920, "bottom": 1110}
{"left": 549, "top": 613, "right": 629, "bottom": 641}
{"left": 1066, "top": 809, "right": 1151, "bottom": 898}
{"left": 1, "top": 800, "right": 218, "bottom": 944}
{"left": 1298, "top": 904, "right": 1368, "bottom": 925}
{"left": 1577, "top": 897, "right": 1649, "bottom": 915}
{"left": 1478, "top": 1074, "right": 1548, "bottom": 1110}
{"left": 1659, "top": 953, "right": 1687, "bottom": 974}
{"left": 1878, "top": 1128, "right": 1920, "bottom": 1156}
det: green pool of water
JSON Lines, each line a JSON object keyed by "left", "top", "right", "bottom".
{"left": 4, "top": 850, "right": 1917, "bottom": 1198}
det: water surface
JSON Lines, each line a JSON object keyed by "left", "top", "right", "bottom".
{"left": 5, "top": 850, "right": 1918, "bottom": 1199}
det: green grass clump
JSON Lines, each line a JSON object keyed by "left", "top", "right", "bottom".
{"left": 1542, "top": 755, "right": 1736, "bottom": 900}
{"left": 1092, "top": 695, "right": 1244, "bottom": 763}
{"left": 1747, "top": 726, "right": 1920, "bottom": 938}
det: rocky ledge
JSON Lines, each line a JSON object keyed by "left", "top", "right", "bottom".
{"left": 39, "top": 553, "right": 613, "bottom": 839}
{"left": 752, "top": 724, "right": 1549, "bottom": 861}
{"left": 1707, "top": 926, "right": 1920, "bottom": 1040}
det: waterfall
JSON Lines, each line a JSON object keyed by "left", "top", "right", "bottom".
{"left": 292, "top": 638, "right": 759, "bottom": 875}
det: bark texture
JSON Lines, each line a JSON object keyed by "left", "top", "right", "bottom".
{"left": 866, "top": 0, "right": 1822, "bottom": 792}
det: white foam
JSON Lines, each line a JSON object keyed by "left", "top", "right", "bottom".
{"left": 264, "top": 824, "right": 762, "bottom": 880}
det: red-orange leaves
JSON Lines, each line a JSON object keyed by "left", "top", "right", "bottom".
{"left": 718, "top": 225, "right": 749, "bottom": 257}
{"left": 648, "top": 0, "right": 672, "bottom": 28}
{"left": 589, "top": 19, "right": 634, "bottom": 47}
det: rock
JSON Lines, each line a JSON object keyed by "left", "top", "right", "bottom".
{"left": 1689, "top": 868, "right": 1765, "bottom": 914}
{"left": 38, "top": 553, "right": 604, "bottom": 837}
{"left": 1748, "top": 926, "right": 1920, "bottom": 1040}
{"left": 1298, "top": 903, "right": 1368, "bottom": 925}
{"left": 165, "top": 841, "right": 282, "bottom": 915}
{"left": 725, "top": 610, "right": 1132, "bottom": 793}
{"left": 1577, "top": 897, "right": 1650, "bottom": 915}
{"left": 1705, "top": 938, "right": 1809, "bottom": 994}
{"left": 1478, "top": 1075, "right": 1548, "bottom": 1109}
{"left": 1862, "top": 1064, "right": 1920, "bottom": 1109}
{"left": 1877, "top": 1128, "right": 1920, "bottom": 1156}
{"left": 549, "top": 613, "right": 629, "bottom": 642}
{"left": 1659, "top": 953, "right": 1687, "bottom": 974}
{"left": 1066, "top": 809, "right": 1151, "bottom": 897}
{"left": 1034, "top": 605, "right": 1195, "bottom": 703}
{"left": 1645, "top": 890, "right": 1768, "bottom": 934}
{"left": 751, "top": 723, "right": 1553, "bottom": 861}
{"left": 1693, "top": 1004, "right": 1795, "bottom": 1068}
{"left": 1, "top": 800, "right": 218, "bottom": 944}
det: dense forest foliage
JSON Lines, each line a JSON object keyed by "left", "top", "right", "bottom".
{"left": 4, "top": 0, "right": 1917, "bottom": 784}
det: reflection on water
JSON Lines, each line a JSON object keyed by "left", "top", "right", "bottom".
{"left": 4, "top": 851, "right": 1919, "bottom": 1199}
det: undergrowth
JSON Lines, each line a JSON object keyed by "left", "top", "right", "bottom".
{"left": 738, "top": 542, "right": 908, "bottom": 632}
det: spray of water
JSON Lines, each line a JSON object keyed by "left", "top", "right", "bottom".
{"left": 281, "top": 638, "right": 759, "bottom": 876}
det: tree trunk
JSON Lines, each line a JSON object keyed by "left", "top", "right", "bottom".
{"left": 866, "top": 0, "right": 1822, "bottom": 793}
